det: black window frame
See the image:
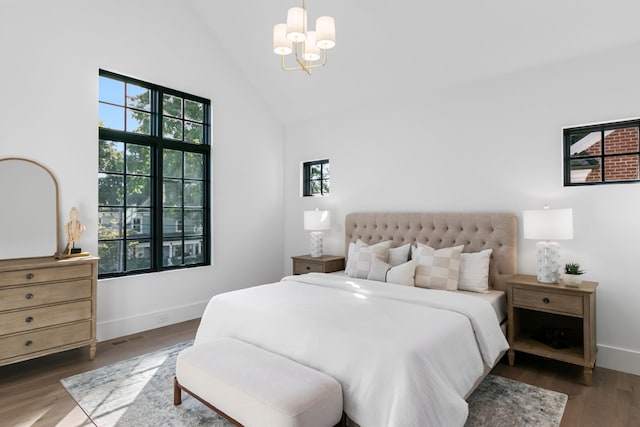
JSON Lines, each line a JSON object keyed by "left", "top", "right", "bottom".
{"left": 302, "top": 159, "right": 330, "bottom": 197}
{"left": 98, "top": 69, "right": 211, "bottom": 278}
{"left": 563, "top": 118, "right": 640, "bottom": 186}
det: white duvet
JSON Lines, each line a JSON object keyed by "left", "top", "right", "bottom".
{"left": 194, "top": 273, "right": 508, "bottom": 427}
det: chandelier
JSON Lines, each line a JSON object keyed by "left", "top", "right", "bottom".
{"left": 272, "top": 0, "right": 336, "bottom": 75}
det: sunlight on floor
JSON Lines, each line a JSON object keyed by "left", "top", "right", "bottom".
{"left": 56, "top": 406, "right": 94, "bottom": 426}
{"left": 72, "top": 353, "right": 168, "bottom": 425}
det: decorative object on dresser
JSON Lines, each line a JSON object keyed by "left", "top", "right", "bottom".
{"left": 522, "top": 206, "right": 573, "bottom": 283}
{"left": 563, "top": 262, "right": 585, "bottom": 287}
{"left": 507, "top": 274, "right": 598, "bottom": 385}
{"left": 292, "top": 254, "right": 344, "bottom": 275}
{"left": 303, "top": 209, "right": 331, "bottom": 257}
{"left": 63, "top": 207, "right": 87, "bottom": 256}
{"left": 0, "top": 157, "right": 98, "bottom": 366}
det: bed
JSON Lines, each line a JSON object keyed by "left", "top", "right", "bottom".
{"left": 194, "top": 212, "right": 518, "bottom": 427}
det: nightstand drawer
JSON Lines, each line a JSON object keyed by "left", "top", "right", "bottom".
{"left": 293, "top": 260, "right": 325, "bottom": 274}
{"left": 513, "top": 288, "right": 583, "bottom": 316}
{"left": 291, "top": 255, "right": 345, "bottom": 275}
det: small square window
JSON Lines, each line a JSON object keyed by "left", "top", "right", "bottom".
{"left": 302, "top": 159, "right": 329, "bottom": 197}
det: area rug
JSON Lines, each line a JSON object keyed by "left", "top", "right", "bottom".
{"left": 61, "top": 341, "right": 567, "bottom": 427}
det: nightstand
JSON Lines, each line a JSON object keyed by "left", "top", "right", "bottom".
{"left": 291, "top": 255, "right": 345, "bottom": 275}
{"left": 507, "top": 274, "right": 598, "bottom": 385}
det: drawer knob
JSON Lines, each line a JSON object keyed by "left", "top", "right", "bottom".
{"left": 25, "top": 340, "right": 33, "bottom": 347}
{"left": 26, "top": 273, "right": 34, "bottom": 280}
{"left": 25, "top": 316, "right": 34, "bottom": 323}
{"left": 25, "top": 293, "right": 34, "bottom": 300}
{"left": 543, "top": 297, "right": 550, "bottom": 304}
{"left": 306, "top": 266, "right": 311, "bottom": 270}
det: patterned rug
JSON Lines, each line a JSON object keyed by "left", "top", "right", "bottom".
{"left": 61, "top": 341, "right": 567, "bottom": 427}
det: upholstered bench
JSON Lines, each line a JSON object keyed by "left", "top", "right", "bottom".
{"left": 174, "top": 337, "right": 345, "bottom": 427}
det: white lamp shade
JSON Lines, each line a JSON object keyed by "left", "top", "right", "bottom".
{"left": 303, "top": 31, "right": 321, "bottom": 61}
{"left": 273, "top": 24, "right": 293, "bottom": 56}
{"left": 286, "top": 7, "right": 307, "bottom": 42}
{"left": 315, "top": 16, "right": 336, "bottom": 49}
{"left": 523, "top": 208, "right": 574, "bottom": 240}
{"left": 304, "top": 210, "right": 331, "bottom": 230}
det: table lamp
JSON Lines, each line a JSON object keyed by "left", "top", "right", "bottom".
{"left": 523, "top": 207, "right": 573, "bottom": 283}
{"left": 304, "top": 209, "right": 331, "bottom": 257}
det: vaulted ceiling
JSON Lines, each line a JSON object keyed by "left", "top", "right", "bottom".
{"left": 189, "top": 0, "right": 640, "bottom": 123}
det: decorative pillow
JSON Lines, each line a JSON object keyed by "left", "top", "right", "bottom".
{"left": 388, "top": 243, "right": 411, "bottom": 266}
{"left": 411, "top": 241, "right": 431, "bottom": 259}
{"left": 458, "top": 249, "right": 493, "bottom": 293}
{"left": 345, "top": 240, "right": 392, "bottom": 279}
{"left": 414, "top": 244, "right": 464, "bottom": 290}
{"left": 367, "top": 256, "right": 416, "bottom": 286}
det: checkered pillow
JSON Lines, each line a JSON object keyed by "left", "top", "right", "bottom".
{"left": 345, "top": 240, "right": 392, "bottom": 279}
{"left": 414, "top": 244, "right": 464, "bottom": 290}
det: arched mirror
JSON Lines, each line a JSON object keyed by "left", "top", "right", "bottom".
{"left": 0, "top": 158, "right": 59, "bottom": 259}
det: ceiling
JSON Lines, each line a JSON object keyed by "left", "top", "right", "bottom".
{"left": 189, "top": 0, "right": 640, "bottom": 123}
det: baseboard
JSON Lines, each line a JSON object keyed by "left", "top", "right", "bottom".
{"left": 597, "top": 344, "right": 640, "bottom": 376}
{"left": 96, "top": 300, "right": 209, "bottom": 342}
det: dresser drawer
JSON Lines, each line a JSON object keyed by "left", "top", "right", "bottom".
{"left": 0, "top": 321, "right": 92, "bottom": 360}
{"left": 0, "top": 264, "right": 93, "bottom": 287}
{"left": 0, "top": 300, "right": 91, "bottom": 334}
{"left": 513, "top": 287, "right": 583, "bottom": 316}
{"left": 0, "top": 279, "right": 92, "bottom": 310}
{"left": 293, "top": 260, "right": 326, "bottom": 274}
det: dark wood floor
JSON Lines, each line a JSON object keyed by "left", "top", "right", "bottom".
{"left": 1, "top": 319, "right": 638, "bottom": 426}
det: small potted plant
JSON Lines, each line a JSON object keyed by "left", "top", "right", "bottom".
{"left": 563, "top": 262, "right": 585, "bottom": 287}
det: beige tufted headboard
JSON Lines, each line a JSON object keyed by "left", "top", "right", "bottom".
{"left": 345, "top": 212, "right": 518, "bottom": 292}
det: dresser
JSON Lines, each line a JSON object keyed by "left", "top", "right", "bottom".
{"left": 507, "top": 274, "right": 598, "bottom": 385}
{"left": 0, "top": 256, "right": 98, "bottom": 366}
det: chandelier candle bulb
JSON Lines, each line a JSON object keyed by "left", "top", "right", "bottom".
{"left": 303, "top": 31, "right": 321, "bottom": 61}
{"left": 273, "top": 24, "right": 293, "bottom": 55}
{"left": 315, "top": 16, "right": 336, "bottom": 49}
{"left": 286, "top": 7, "right": 307, "bottom": 42}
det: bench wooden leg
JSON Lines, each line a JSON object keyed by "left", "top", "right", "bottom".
{"left": 174, "top": 377, "right": 182, "bottom": 405}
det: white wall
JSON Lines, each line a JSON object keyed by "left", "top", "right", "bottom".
{"left": 284, "top": 43, "right": 640, "bottom": 376}
{"left": 0, "top": 0, "right": 284, "bottom": 340}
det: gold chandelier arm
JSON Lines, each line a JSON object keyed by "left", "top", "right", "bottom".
{"left": 281, "top": 49, "right": 327, "bottom": 75}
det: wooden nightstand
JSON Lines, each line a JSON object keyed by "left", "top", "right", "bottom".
{"left": 507, "top": 274, "right": 598, "bottom": 385}
{"left": 291, "top": 255, "right": 345, "bottom": 275}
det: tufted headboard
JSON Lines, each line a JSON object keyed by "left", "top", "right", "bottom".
{"left": 345, "top": 212, "right": 518, "bottom": 292}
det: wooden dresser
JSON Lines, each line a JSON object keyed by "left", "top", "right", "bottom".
{"left": 0, "top": 256, "right": 98, "bottom": 366}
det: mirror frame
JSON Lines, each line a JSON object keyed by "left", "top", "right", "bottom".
{"left": 0, "top": 157, "right": 60, "bottom": 259}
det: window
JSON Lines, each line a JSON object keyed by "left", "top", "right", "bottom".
{"left": 564, "top": 119, "right": 640, "bottom": 186}
{"left": 302, "top": 159, "right": 330, "bottom": 196}
{"left": 98, "top": 70, "right": 210, "bottom": 277}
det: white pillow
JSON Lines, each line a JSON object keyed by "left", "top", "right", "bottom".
{"left": 414, "top": 244, "right": 464, "bottom": 290}
{"left": 345, "top": 240, "right": 392, "bottom": 279}
{"left": 458, "top": 249, "right": 493, "bottom": 293}
{"left": 388, "top": 243, "right": 411, "bottom": 266}
{"left": 367, "top": 256, "right": 416, "bottom": 286}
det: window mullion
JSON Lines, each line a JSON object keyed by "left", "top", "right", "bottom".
{"left": 153, "top": 89, "right": 163, "bottom": 271}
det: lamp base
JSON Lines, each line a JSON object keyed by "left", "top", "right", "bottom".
{"left": 310, "top": 231, "right": 324, "bottom": 258}
{"left": 536, "top": 241, "right": 560, "bottom": 283}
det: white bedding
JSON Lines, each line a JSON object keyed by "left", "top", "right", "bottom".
{"left": 194, "top": 273, "right": 508, "bottom": 427}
